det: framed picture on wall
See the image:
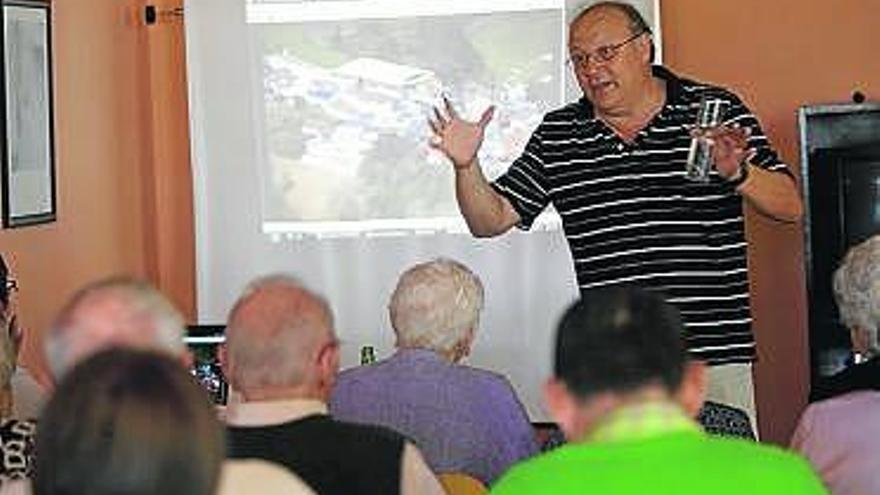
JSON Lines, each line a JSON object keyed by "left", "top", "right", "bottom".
{"left": 0, "top": 0, "right": 55, "bottom": 228}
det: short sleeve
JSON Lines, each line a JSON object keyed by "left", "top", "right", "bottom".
{"left": 491, "top": 124, "right": 552, "bottom": 229}
{"left": 723, "top": 92, "right": 795, "bottom": 180}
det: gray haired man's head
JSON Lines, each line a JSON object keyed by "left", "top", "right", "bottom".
{"left": 46, "top": 277, "right": 186, "bottom": 379}
{"left": 224, "top": 274, "right": 338, "bottom": 401}
{"left": 389, "top": 258, "right": 484, "bottom": 361}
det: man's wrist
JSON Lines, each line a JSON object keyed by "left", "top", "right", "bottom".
{"left": 726, "top": 160, "right": 750, "bottom": 189}
{"left": 453, "top": 158, "right": 478, "bottom": 172}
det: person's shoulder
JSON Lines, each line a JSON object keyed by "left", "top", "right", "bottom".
{"left": 704, "top": 435, "right": 817, "bottom": 471}
{"left": 328, "top": 415, "right": 410, "bottom": 444}
{"left": 660, "top": 66, "right": 743, "bottom": 106}
{"left": 491, "top": 447, "right": 577, "bottom": 493}
{"left": 804, "top": 389, "right": 880, "bottom": 424}
{"left": 704, "top": 437, "right": 827, "bottom": 492}
{"left": 333, "top": 358, "right": 395, "bottom": 390}
{"left": 456, "top": 364, "right": 518, "bottom": 394}
{"left": 542, "top": 100, "right": 586, "bottom": 124}
{"left": 335, "top": 362, "right": 373, "bottom": 384}
{"left": 218, "top": 459, "right": 317, "bottom": 495}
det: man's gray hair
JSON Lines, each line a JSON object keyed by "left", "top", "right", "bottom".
{"left": 833, "top": 235, "right": 880, "bottom": 357}
{"left": 570, "top": 1, "right": 654, "bottom": 62}
{"left": 389, "top": 258, "right": 484, "bottom": 354}
{"left": 225, "top": 274, "right": 335, "bottom": 392}
{"left": 572, "top": 1, "right": 651, "bottom": 35}
{"left": 46, "top": 277, "right": 186, "bottom": 378}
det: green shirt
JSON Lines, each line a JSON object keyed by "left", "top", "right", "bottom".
{"left": 492, "top": 402, "right": 827, "bottom": 494}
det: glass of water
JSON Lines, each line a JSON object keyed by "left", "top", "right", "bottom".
{"left": 686, "top": 97, "right": 730, "bottom": 182}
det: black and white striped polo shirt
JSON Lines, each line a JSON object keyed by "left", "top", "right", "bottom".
{"left": 492, "top": 66, "right": 793, "bottom": 365}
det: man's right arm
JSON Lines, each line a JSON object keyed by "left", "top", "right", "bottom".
{"left": 428, "top": 98, "right": 520, "bottom": 238}
{"left": 455, "top": 159, "right": 520, "bottom": 237}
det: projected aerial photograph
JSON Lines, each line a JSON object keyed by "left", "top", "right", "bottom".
{"left": 255, "top": 5, "right": 563, "bottom": 230}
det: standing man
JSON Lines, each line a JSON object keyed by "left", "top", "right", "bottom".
{"left": 428, "top": 1, "right": 802, "bottom": 427}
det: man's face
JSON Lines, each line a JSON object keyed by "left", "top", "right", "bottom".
{"left": 568, "top": 9, "right": 649, "bottom": 117}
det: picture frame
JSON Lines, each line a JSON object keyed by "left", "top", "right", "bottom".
{"left": 0, "top": 0, "right": 55, "bottom": 228}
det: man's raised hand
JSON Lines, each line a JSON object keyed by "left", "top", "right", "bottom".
{"left": 428, "top": 95, "right": 495, "bottom": 170}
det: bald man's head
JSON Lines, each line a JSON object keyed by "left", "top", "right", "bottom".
{"left": 224, "top": 275, "right": 338, "bottom": 401}
{"left": 47, "top": 278, "right": 186, "bottom": 378}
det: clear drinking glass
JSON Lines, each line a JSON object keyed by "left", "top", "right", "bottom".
{"left": 686, "top": 97, "right": 730, "bottom": 182}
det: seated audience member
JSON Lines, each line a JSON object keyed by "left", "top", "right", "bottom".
{"left": 331, "top": 258, "right": 537, "bottom": 485}
{"left": 0, "top": 255, "right": 47, "bottom": 421}
{"left": 45, "top": 277, "right": 189, "bottom": 379}
{"left": 0, "top": 277, "right": 190, "bottom": 492}
{"left": 33, "top": 348, "right": 224, "bottom": 495}
{"left": 0, "top": 277, "right": 188, "bottom": 494}
{"left": 791, "top": 234, "right": 880, "bottom": 495}
{"left": 0, "top": 255, "right": 36, "bottom": 485}
{"left": 0, "top": 254, "right": 23, "bottom": 418}
{"left": 491, "top": 287, "right": 826, "bottom": 494}
{"left": 0, "top": 276, "right": 315, "bottom": 495}
{"left": 222, "top": 275, "right": 445, "bottom": 495}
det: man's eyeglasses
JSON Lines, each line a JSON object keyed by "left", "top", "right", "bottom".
{"left": 568, "top": 30, "right": 646, "bottom": 70}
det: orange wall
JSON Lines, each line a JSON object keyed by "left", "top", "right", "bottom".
{"left": 663, "top": 0, "right": 880, "bottom": 444}
{"left": 143, "top": 0, "right": 196, "bottom": 319}
{"left": 0, "top": 0, "right": 194, "bottom": 385}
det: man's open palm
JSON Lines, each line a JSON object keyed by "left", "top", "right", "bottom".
{"left": 428, "top": 96, "right": 495, "bottom": 169}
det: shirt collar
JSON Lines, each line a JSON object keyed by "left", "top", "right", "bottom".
{"left": 225, "top": 398, "right": 328, "bottom": 427}
{"left": 587, "top": 400, "right": 702, "bottom": 444}
{"left": 394, "top": 347, "right": 446, "bottom": 362}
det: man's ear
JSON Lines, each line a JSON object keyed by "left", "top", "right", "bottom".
{"left": 217, "top": 344, "right": 236, "bottom": 390}
{"left": 316, "top": 341, "right": 340, "bottom": 397}
{"left": 637, "top": 33, "right": 652, "bottom": 64}
{"left": 452, "top": 327, "right": 476, "bottom": 363}
{"left": 544, "top": 379, "right": 579, "bottom": 439}
{"left": 676, "top": 360, "right": 707, "bottom": 418}
{"left": 217, "top": 344, "right": 227, "bottom": 372}
{"left": 179, "top": 348, "right": 194, "bottom": 371}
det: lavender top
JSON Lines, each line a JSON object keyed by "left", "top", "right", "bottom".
{"left": 330, "top": 348, "right": 538, "bottom": 485}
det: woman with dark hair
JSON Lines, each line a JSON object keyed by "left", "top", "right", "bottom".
{"left": 33, "top": 348, "right": 225, "bottom": 495}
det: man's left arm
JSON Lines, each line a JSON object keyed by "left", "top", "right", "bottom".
{"left": 730, "top": 161, "right": 804, "bottom": 223}
{"left": 709, "top": 97, "right": 804, "bottom": 223}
